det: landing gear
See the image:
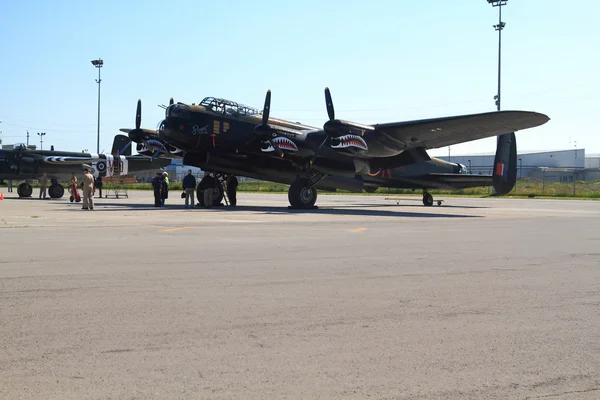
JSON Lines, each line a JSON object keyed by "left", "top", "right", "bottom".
{"left": 422, "top": 191, "right": 434, "bottom": 207}
{"left": 17, "top": 182, "right": 33, "bottom": 198}
{"left": 288, "top": 178, "right": 318, "bottom": 209}
{"left": 196, "top": 175, "right": 224, "bottom": 207}
{"left": 49, "top": 185, "right": 65, "bottom": 199}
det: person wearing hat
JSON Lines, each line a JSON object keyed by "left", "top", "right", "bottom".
{"left": 160, "top": 171, "right": 169, "bottom": 207}
{"left": 81, "top": 168, "right": 95, "bottom": 210}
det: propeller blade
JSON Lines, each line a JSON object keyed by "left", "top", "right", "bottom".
{"left": 169, "top": 97, "right": 174, "bottom": 106}
{"left": 311, "top": 136, "right": 328, "bottom": 164}
{"left": 136, "top": 99, "right": 142, "bottom": 130}
{"left": 262, "top": 90, "right": 271, "bottom": 126}
{"left": 151, "top": 150, "right": 160, "bottom": 161}
{"left": 325, "top": 87, "right": 335, "bottom": 120}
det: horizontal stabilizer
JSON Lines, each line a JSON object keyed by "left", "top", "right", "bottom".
{"left": 492, "top": 132, "right": 517, "bottom": 195}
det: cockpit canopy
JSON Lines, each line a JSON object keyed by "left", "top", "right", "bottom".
{"left": 199, "top": 97, "right": 260, "bottom": 116}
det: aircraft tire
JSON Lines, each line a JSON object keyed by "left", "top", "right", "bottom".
{"left": 17, "top": 183, "right": 33, "bottom": 198}
{"left": 423, "top": 192, "right": 434, "bottom": 207}
{"left": 196, "top": 176, "right": 224, "bottom": 207}
{"left": 288, "top": 178, "right": 317, "bottom": 209}
{"left": 49, "top": 185, "right": 65, "bottom": 199}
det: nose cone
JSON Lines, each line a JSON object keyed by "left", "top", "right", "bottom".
{"left": 159, "top": 119, "right": 198, "bottom": 150}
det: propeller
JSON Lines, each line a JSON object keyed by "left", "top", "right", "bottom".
{"left": 311, "top": 87, "right": 337, "bottom": 164}
{"left": 121, "top": 99, "right": 165, "bottom": 159}
{"left": 125, "top": 99, "right": 147, "bottom": 144}
{"left": 252, "top": 90, "right": 283, "bottom": 158}
{"left": 169, "top": 97, "right": 174, "bottom": 106}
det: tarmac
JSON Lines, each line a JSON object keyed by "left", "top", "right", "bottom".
{"left": 1, "top": 190, "right": 599, "bottom": 399}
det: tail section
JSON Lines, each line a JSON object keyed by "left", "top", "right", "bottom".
{"left": 492, "top": 132, "right": 517, "bottom": 195}
{"left": 111, "top": 134, "right": 132, "bottom": 156}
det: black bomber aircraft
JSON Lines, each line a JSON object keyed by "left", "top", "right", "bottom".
{"left": 121, "top": 88, "right": 549, "bottom": 208}
{"left": 0, "top": 135, "right": 170, "bottom": 198}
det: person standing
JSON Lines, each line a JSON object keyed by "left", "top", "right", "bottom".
{"left": 81, "top": 168, "right": 95, "bottom": 210}
{"left": 95, "top": 176, "right": 103, "bottom": 198}
{"left": 226, "top": 175, "right": 238, "bottom": 206}
{"left": 39, "top": 173, "right": 48, "bottom": 199}
{"left": 182, "top": 169, "right": 196, "bottom": 209}
{"left": 161, "top": 172, "right": 169, "bottom": 207}
{"left": 151, "top": 172, "right": 162, "bottom": 207}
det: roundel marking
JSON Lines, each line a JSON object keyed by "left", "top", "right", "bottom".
{"left": 96, "top": 161, "right": 107, "bottom": 172}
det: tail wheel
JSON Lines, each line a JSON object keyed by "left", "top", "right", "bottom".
{"left": 423, "top": 192, "right": 434, "bottom": 207}
{"left": 288, "top": 178, "right": 318, "bottom": 209}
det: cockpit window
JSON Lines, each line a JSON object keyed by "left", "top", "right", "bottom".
{"left": 199, "top": 97, "right": 260, "bottom": 116}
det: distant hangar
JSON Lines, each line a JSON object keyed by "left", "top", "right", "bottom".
{"left": 437, "top": 149, "right": 600, "bottom": 182}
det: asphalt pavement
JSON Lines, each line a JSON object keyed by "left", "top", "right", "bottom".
{"left": 1, "top": 190, "right": 599, "bottom": 399}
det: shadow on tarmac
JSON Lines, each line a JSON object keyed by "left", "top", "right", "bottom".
{"left": 82, "top": 202, "right": 481, "bottom": 219}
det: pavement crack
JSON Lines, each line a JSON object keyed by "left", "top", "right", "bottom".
{"left": 524, "top": 388, "right": 600, "bottom": 399}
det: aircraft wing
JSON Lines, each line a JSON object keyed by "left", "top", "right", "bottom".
{"left": 374, "top": 111, "right": 549, "bottom": 150}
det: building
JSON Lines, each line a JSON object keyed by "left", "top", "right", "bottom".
{"left": 437, "top": 149, "right": 588, "bottom": 181}
{"left": 584, "top": 154, "right": 600, "bottom": 181}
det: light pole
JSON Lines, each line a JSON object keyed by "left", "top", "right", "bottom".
{"left": 518, "top": 158, "right": 522, "bottom": 177}
{"left": 37, "top": 132, "right": 46, "bottom": 150}
{"left": 487, "top": 0, "right": 507, "bottom": 111}
{"left": 468, "top": 159, "right": 472, "bottom": 174}
{"left": 91, "top": 58, "right": 103, "bottom": 153}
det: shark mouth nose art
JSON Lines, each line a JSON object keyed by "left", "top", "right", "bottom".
{"left": 330, "top": 134, "right": 368, "bottom": 151}
{"left": 261, "top": 137, "right": 299, "bottom": 152}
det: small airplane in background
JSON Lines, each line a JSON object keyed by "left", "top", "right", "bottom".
{"left": 121, "top": 88, "right": 546, "bottom": 208}
{"left": 0, "top": 135, "right": 170, "bottom": 198}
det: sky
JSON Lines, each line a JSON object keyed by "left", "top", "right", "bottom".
{"left": 1, "top": 0, "right": 599, "bottom": 157}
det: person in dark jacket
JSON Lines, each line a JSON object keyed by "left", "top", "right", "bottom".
{"left": 95, "top": 176, "right": 103, "bottom": 198}
{"left": 151, "top": 173, "right": 162, "bottom": 207}
{"left": 182, "top": 169, "right": 196, "bottom": 209}
{"left": 226, "top": 175, "right": 238, "bottom": 206}
{"left": 160, "top": 172, "right": 169, "bottom": 207}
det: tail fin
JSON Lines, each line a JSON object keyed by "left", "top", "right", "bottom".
{"left": 492, "top": 132, "right": 517, "bottom": 195}
{"left": 111, "top": 134, "right": 132, "bottom": 156}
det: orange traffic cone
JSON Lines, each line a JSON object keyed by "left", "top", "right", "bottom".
{"left": 0, "top": 193, "right": 4, "bottom": 200}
